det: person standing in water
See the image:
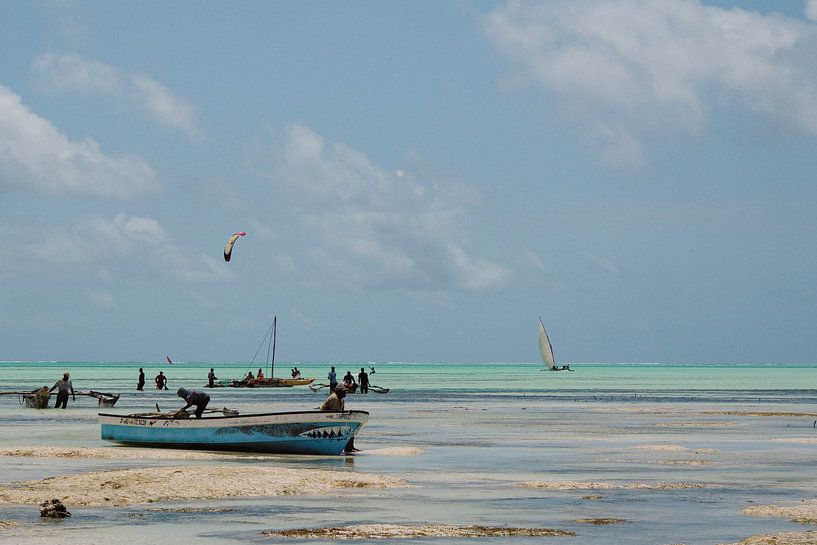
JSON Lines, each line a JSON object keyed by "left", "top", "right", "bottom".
{"left": 357, "top": 367, "right": 369, "bottom": 394}
{"left": 327, "top": 366, "right": 337, "bottom": 393}
{"left": 208, "top": 368, "right": 217, "bottom": 387}
{"left": 49, "top": 372, "right": 75, "bottom": 409}
{"left": 155, "top": 371, "right": 168, "bottom": 390}
{"left": 137, "top": 368, "right": 145, "bottom": 391}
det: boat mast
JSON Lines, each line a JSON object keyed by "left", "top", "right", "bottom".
{"left": 270, "top": 316, "right": 277, "bottom": 379}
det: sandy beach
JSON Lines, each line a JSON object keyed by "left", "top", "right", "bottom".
{"left": 720, "top": 531, "right": 817, "bottom": 545}
{"left": 0, "top": 465, "right": 403, "bottom": 507}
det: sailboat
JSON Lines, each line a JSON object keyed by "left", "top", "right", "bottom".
{"left": 538, "top": 316, "right": 571, "bottom": 371}
{"left": 229, "top": 317, "right": 315, "bottom": 388}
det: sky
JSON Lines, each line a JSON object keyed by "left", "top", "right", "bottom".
{"left": 1, "top": 0, "right": 816, "bottom": 364}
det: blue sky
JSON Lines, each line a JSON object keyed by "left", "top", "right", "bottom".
{"left": 1, "top": 1, "right": 816, "bottom": 364}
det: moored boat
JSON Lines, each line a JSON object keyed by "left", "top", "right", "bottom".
{"left": 99, "top": 409, "right": 368, "bottom": 455}
{"left": 226, "top": 317, "right": 316, "bottom": 388}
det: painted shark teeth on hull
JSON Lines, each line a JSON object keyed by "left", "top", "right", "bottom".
{"left": 301, "top": 426, "right": 353, "bottom": 439}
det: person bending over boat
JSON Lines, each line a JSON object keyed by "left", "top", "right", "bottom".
{"left": 49, "top": 372, "right": 75, "bottom": 409}
{"left": 176, "top": 388, "right": 210, "bottom": 418}
{"left": 319, "top": 385, "right": 359, "bottom": 452}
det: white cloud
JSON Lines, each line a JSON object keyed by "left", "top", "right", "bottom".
{"left": 0, "top": 83, "right": 158, "bottom": 198}
{"left": 267, "top": 124, "right": 510, "bottom": 291}
{"left": 87, "top": 288, "right": 118, "bottom": 309}
{"left": 484, "top": 0, "right": 817, "bottom": 166}
{"left": 32, "top": 53, "right": 120, "bottom": 94}
{"left": 14, "top": 213, "right": 230, "bottom": 283}
{"left": 31, "top": 53, "right": 201, "bottom": 139}
{"left": 526, "top": 251, "right": 546, "bottom": 271}
{"left": 807, "top": 0, "right": 817, "bottom": 22}
{"left": 130, "top": 74, "right": 202, "bottom": 139}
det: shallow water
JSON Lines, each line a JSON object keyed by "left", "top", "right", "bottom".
{"left": 1, "top": 361, "right": 816, "bottom": 544}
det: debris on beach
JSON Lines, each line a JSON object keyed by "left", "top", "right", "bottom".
{"left": 0, "top": 520, "right": 20, "bottom": 529}
{"left": 0, "top": 466, "right": 404, "bottom": 507}
{"left": 261, "top": 524, "right": 576, "bottom": 539}
{"left": 719, "top": 530, "right": 817, "bottom": 545}
{"left": 39, "top": 498, "right": 71, "bottom": 518}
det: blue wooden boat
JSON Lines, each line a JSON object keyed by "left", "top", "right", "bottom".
{"left": 99, "top": 410, "right": 368, "bottom": 455}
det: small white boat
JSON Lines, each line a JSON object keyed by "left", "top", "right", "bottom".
{"left": 538, "top": 316, "right": 572, "bottom": 371}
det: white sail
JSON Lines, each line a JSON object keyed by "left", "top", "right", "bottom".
{"left": 538, "top": 317, "right": 556, "bottom": 370}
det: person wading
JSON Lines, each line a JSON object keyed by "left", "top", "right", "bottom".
{"left": 49, "top": 372, "right": 75, "bottom": 409}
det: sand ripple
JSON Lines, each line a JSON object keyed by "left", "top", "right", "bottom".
{"left": 0, "top": 447, "right": 271, "bottom": 460}
{"left": 770, "top": 438, "right": 817, "bottom": 445}
{"left": 742, "top": 500, "right": 817, "bottom": 524}
{"left": 633, "top": 444, "right": 689, "bottom": 452}
{"left": 575, "top": 518, "right": 626, "bottom": 525}
{"left": 719, "top": 531, "right": 817, "bottom": 545}
{"left": 262, "top": 524, "right": 575, "bottom": 539}
{"left": 0, "top": 465, "right": 403, "bottom": 507}
{"left": 520, "top": 480, "right": 712, "bottom": 490}
{"left": 362, "top": 447, "right": 425, "bottom": 456}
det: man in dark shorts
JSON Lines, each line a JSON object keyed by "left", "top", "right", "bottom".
{"left": 176, "top": 388, "right": 210, "bottom": 418}
{"left": 357, "top": 367, "right": 369, "bottom": 394}
{"left": 49, "top": 372, "right": 75, "bottom": 409}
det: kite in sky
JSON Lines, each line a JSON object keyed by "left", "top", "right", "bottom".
{"left": 224, "top": 231, "right": 246, "bottom": 262}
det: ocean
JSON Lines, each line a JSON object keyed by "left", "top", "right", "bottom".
{"left": 1, "top": 361, "right": 816, "bottom": 544}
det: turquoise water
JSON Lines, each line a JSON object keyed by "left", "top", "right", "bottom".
{"left": 1, "top": 361, "right": 817, "bottom": 544}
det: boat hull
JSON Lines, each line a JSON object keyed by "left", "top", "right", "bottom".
{"left": 224, "top": 377, "right": 316, "bottom": 388}
{"left": 99, "top": 410, "right": 367, "bottom": 455}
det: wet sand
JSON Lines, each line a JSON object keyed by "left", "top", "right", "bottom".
{"left": 0, "top": 447, "right": 269, "bottom": 460}
{"left": 0, "top": 465, "right": 404, "bottom": 507}
{"left": 719, "top": 531, "right": 817, "bottom": 545}
{"left": 520, "top": 480, "right": 714, "bottom": 490}
{"left": 0, "top": 446, "right": 425, "bottom": 459}
{"left": 742, "top": 500, "right": 817, "bottom": 524}
{"left": 261, "top": 524, "right": 575, "bottom": 539}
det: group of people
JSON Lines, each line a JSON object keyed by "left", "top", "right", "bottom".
{"left": 243, "top": 368, "right": 265, "bottom": 382}
{"left": 135, "top": 368, "right": 169, "bottom": 391}
{"left": 327, "top": 366, "right": 373, "bottom": 394}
